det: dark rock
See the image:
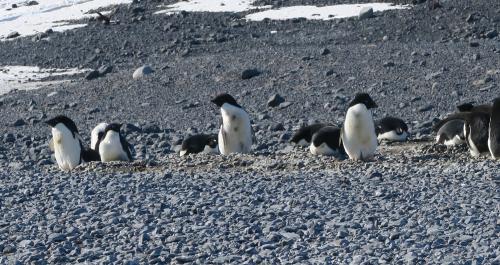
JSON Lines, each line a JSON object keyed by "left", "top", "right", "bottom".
{"left": 486, "top": 30, "right": 498, "bottom": 39}
{"left": 241, "top": 68, "right": 260, "bottom": 80}
{"left": 469, "top": 41, "right": 479, "bottom": 47}
{"left": 320, "top": 48, "right": 330, "bottom": 55}
{"left": 383, "top": 61, "right": 395, "bottom": 67}
{"left": 85, "top": 70, "right": 100, "bottom": 80}
{"left": 98, "top": 65, "right": 113, "bottom": 76}
{"left": 359, "top": 7, "right": 374, "bottom": 20}
{"left": 12, "top": 119, "right": 26, "bottom": 127}
{"left": 6, "top": 31, "right": 20, "bottom": 39}
{"left": 267, "top": 94, "right": 285, "bottom": 107}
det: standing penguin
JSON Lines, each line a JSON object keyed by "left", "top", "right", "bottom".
{"left": 179, "top": 134, "right": 218, "bottom": 156}
{"left": 290, "top": 123, "right": 330, "bottom": 147}
{"left": 97, "top": 123, "right": 133, "bottom": 162}
{"left": 211, "top": 93, "right": 252, "bottom": 155}
{"left": 375, "top": 116, "right": 409, "bottom": 142}
{"left": 91, "top": 122, "right": 109, "bottom": 150}
{"left": 488, "top": 98, "right": 500, "bottom": 159}
{"left": 341, "top": 93, "right": 378, "bottom": 161}
{"left": 45, "top": 115, "right": 100, "bottom": 171}
{"left": 309, "top": 126, "right": 345, "bottom": 156}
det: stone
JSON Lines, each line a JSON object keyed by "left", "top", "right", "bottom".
{"left": 6, "top": 31, "right": 20, "bottom": 39}
{"left": 85, "top": 70, "right": 100, "bottom": 80}
{"left": 12, "top": 119, "right": 26, "bottom": 127}
{"left": 98, "top": 65, "right": 113, "bottom": 76}
{"left": 320, "top": 48, "right": 331, "bottom": 55}
{"left": 359, "top": 7, "right": 374, "bottom": 20}
{"left": 133, "top": 65, "right": 154, "bottom": 80}
{"left": 486, "top": 30, "right": 498, "bottom": 39}
{"left": 267, "top": 94, "right": 285, "bottom": 107}
{"left": 241, "top": 68, "right": 260, "bottom": 80}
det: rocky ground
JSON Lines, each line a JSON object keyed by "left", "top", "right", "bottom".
{"left": 0, "top": 0, "right": 499, "bottom": 264}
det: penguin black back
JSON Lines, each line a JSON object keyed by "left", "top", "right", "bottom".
{"left": 211, "top": 93, "right": 241, "bottom": 108}
{"left": 348, "top": 93, "right": 378, "bottom": 109}
{"left": 181, "top": 134, "right": 218, "bottom": 155}
{"left": 311, "top": 126, "right": 344, "bottom": 153}
{"left": 290, "top": 123, "right": 329, "bottom": 145}
{"left": 488, "top": 98, "right": 500, "bottom": 158}
{"left": 376, "top": 117, "right": 408, "bottom": 135}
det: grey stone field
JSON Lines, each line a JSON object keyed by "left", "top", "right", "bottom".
{"left": 0, "top": 0, "right": 499, "bottom": 264}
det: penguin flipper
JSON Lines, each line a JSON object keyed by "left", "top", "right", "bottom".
{"left": 120, "top": 135, "right": 133, "bottom": 161}
{"left": 81, "top": 147, "right": 101, "bottom": 162}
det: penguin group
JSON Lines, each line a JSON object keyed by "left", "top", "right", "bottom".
{"left": 46, "top": 90, "right": 500, "bottom": 171}
{"left": 433, "top": 98, "right": 500, "bottom": 159}
{"left": 46, "top": 117, "right": 133, "bottom": 171}
{"left": 290, "top": 93, "right": 409, "bottom": 161}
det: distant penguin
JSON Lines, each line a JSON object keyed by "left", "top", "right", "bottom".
{"left": 45, "top": 115, "right": 100, "bottom": 171}
{"left": 434, "top": 111, "right": 490, "bottom": 157}
{"left": 290, "top": 123, "right": 329, "bottom": 147}
{"left": 341, "top": 93, "right": 378, "bottom": 161}
{"left": 488, "top": 98, "right": 500, "bottom": 159}
{"left": 211, "top": 93, "right": 253, "bottom": 155}
{"left": 375, "top": 117, "right": 409, "bottom": 142}
{"left": 180, "top": 134, "right": 218, "bottom": 156}
{"left": 309, "top": 126, "right": 345, "bottom": 156}
{"left": 97, "top": 123, "right": 133, "bottom": 162}
{"left": 435, "top": 119, "right": 465, "bottom": 146}
{"left": 91, "top": 122, "right": 109, "bottom": 150}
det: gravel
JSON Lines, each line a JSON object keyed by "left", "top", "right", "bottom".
{"left": 0, "top": 0, "right": 499, "bottom": 263}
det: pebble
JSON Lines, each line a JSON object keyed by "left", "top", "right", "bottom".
{"left": 133, "top": 65, "right": 154, "bottom": 80}
{"left": 359, "top": 7, "right": 374, "bottom": 20}
{"left": 267, "top": 94, "right": 285, "bottom": 107}
{"left": 241, "top": 68, "right": 261, "bottom": 80}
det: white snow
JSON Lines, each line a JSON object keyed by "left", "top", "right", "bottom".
{"left": 0, "top": 0, "right": 133, "bottom": 40}
{"left": 155, "top": 0, "right": 271, "bottom": 15}
{"left": 0, "top": 66, "right": 87, "bottom": 95}
{"left": 245, "top": 3, "right": 409, "bottom": 21}
{"left": 156, "top": 0, "right": 408, "bottom": 21}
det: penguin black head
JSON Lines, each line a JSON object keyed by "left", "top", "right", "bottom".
{"left": 211, "top": 93, "right": 241, "bottom": 108}
{"left": 207, "top": 134, "right": 218, "bottom": 148}
{"left": 45, "top": 115, "right": 79, "bottom": 134}
{"left": 349, "top": 93, "right": 378, "bottom": 109}
{"left": 456, "top": 102, "right": 475, "bottom": 112}
{"left": 104, "top": 123, "right": 123, "bottom": 134}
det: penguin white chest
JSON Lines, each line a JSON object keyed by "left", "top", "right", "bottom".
{"left": 52, "top": 125, "right": 81, "bottom": 171}
{"left": 218, "top": 103, "right": 252, "bottom": 155}
{"left": 342, "top": 104, "right": 377, "bottom": 160}
{"left": 99, "top": 132, "right": 129, "bottom": 162}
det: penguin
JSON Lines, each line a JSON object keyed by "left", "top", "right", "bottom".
{"left": 211, "top": 93, "right": 253, "bottom": 155}
{"left": 91, "top": 122, "right": 109, "bottom": 150}
{"left": 309, "top": 126, "right": 345, "bottom": 156}
{"left": 45, "top": 115, "right": 100, "bottom": 171}
{"left": 341, "top": 93, "right": 378, "bottom": 161}
{"left": 375, "top": 117, "right": 409, "bottom": 142}
{"left": 179, "top": 134, "right": 218, "bottom": 156}
{"left": 435, "top": 119, "right": 465, "bottom": 146}
{"left": 290, "top": 123, "right": 329, "bottom": 147}
{"left": 433, "top": 111, "right": 490, "bottom": 157}
{"left": 488, "top": 97, "right": 500, "bottom": 159}
{"left": 97, "top": 123, "right": 133, "bottom": 162}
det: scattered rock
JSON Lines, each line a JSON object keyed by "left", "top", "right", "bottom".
{"left": 241, "top": 68, "right": 260, "bottom": 80}
{"left": 98, "top": 65, "right": 113, "bottom": 76}
{"left": 359, "top": 7, "right": 374, "bottom": 20}
{"left": 267, "top": 94, "right": 285, "bottom": 107}
{"left": 85, "top": 70, "right": 100, "bottom": 80}
{"left": 12, "top": 119, "right": 26, "bottom": 127}
{"left": 133, "top": 65, "right": 154, "bottom": 80}
{"left": 6, "top": 31, "right": 20, "bottom": 39}
{"left": 486, "top": 29, "right": 498, "bottom": 39}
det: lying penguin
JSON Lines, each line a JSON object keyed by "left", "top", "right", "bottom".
{"left": 45, "top": 115, "right": 100, "bottom": 171}
{"left": 211, "top": 93, "right": 253, "bottom": 155}
{"left": 375, "top": 117, "right": 409, "bottom": 142}
{"left": 97, "top": 123, "right": 133, "bottom": 162}
{"left": 435, "top": 119, "right": 465, "bottom": 146}
{"left": 179, "top": 134, "right": 218, "bottom": 156}
{"left": 309, "top": 126, "right": 345, "bottom": 156}
{"left": 290, "top": 123, "right": 330, "bottom": 147}
{"left": 341, "top": 93, "right": 378, "bottom": 161}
